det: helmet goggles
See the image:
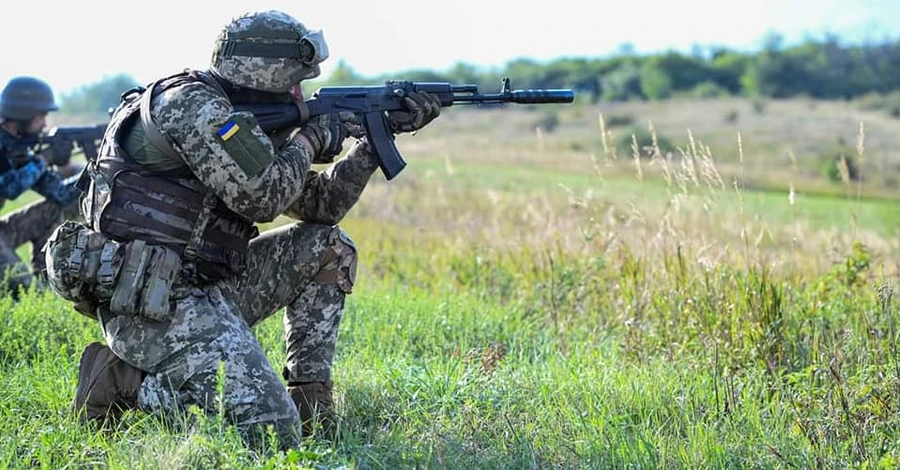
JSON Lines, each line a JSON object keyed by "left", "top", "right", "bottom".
{"left": 218, "top": 29, "right": 329, "bottom": 66}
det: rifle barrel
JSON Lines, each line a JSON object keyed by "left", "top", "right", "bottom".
{"left": 452, "top": 89, "right": 575, "bottom": 104}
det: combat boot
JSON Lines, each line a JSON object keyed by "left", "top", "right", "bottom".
{"left": 72, "top": 342, "right": 146, "bottom": 423}
{"left": 288, "top": 380, "right": 336, "bottom": 437}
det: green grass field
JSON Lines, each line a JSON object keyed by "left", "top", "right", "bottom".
{"left": 2, "top": 97, "right": 900, "bottom": 468}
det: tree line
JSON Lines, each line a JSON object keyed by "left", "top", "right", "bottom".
{"left": 60, "top": 32, "right": 900, "bottom": 115}
{"left": 319, "top": 32, "right": 900, "bottom": 103}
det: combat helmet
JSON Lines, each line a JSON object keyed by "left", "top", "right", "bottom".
{"left": 0, "top": 76, "right": 59, "bottom": 121}
{"left": 210, "top": 10, "right": 328, "bottom": 93}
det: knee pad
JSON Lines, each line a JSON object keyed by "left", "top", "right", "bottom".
{"left": 313, "top": 227, "right": 357, "bottom": 294}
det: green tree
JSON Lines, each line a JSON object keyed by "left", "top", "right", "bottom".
{"left": 639, "top": 64, "right": 673, "bottom": 100}
{"left": 60, "top": 73, "right": 140, "bottom": 115}
{"left": 601, "top": 61, "right": 644, "bottom": 101}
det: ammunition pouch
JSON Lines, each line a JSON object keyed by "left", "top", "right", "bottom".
{"left": 44, "top": 221, "right": 182, "bottom": 322}
{"left": 45, "top": 221, "right": 124, "bottom": 319}
{"left": 109, "top": 239, "right": 182, "bottom": 322}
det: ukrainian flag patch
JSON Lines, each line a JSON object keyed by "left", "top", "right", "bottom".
{"left": 218, "top": 120, "right": 240, "bottom": 141}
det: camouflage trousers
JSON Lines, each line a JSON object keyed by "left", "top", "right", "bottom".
{"left": 97, "top": 221, "right": 357, "bottom": 448}
{"left": 0, "top": 197, "right": 81, "bottom": 293}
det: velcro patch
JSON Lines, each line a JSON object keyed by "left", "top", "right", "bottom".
{"left": 215, "top": 113, "right": 273, "bottom": 177}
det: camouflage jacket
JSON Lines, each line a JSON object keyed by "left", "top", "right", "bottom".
{"left": 148, "top": 77, "right": 380, "bottom": 225}
{"left": 0, "top": 127, "right": 80, "bottom": 206}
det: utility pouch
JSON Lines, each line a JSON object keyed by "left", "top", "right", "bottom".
{"left": 140, "top": 245, "right": 181, "bottom": 321}
{"left": 44, "top": 221, "right": 125, "bottom": 320}
{"left": 109, "top": 240, "right": 148, "bottom": 317}
{"left": 109, "top": 240, "right": 181, "bottom": 322}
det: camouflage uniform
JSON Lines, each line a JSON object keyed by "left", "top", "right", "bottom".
{"left": 0, "top": 127, "right": 81, "bottom": 292}
{"left": 56, "top": 10, "right": 439, "bottom": 449}
{"left": 77, "top": 68, "right": 379, "bottom": 447}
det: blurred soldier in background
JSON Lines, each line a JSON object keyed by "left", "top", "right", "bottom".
{"left": 47, "top": 10, "right": 441, "bottom": 449}
{"left": 0, "top": 76, "right": 82, "bottom": 295}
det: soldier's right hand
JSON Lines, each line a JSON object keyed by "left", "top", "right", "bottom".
{"left": 294, "top": 112, "right": 364, "bottom": 164}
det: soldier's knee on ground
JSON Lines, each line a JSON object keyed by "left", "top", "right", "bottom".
{"left": 72, "top": 342, "right": 146, "bottom": 424}
{"left": 313, "top": 227, "right": 357, "bottom": 294}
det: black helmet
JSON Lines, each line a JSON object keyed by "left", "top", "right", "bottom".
{"left": 0, "top": 76, "right": 59, "bottom": 121}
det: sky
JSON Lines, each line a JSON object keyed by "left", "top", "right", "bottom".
{"left": 1, "top": 0, "right": 899, "bottom": 96}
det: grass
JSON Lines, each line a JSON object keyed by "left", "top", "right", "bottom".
{"left": 2, "top": 96, "right": 900, "bottom": 468}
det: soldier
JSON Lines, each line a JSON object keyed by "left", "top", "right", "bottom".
{"left": 0, "top": 76, "right": 82, "bottom": 295}
{"left": 47, "top": 10, "right": 441, "bottom": 449}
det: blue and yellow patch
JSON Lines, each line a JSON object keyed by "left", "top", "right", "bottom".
{"left": 218, "top": 120, "right": 240, "bottom": 141}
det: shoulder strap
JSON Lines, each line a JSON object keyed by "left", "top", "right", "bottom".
{"left": 189, "top": 70, "right": 230, "bottom": 98}
{"left": 138, "top": 69, "right": 234, "bottom": 162}
{"left": 139, "top": 79, "right": 182, "bottom": 161}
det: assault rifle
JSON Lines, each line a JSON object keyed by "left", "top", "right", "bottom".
{"left": 12, "top": 124, "right": 106, "bottom": 167}
{"left": 235, "top": 78, "right": 575, "bottom": 180}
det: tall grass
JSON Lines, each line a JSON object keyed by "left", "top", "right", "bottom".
{"left": 1, "top": 102, "right": 899, "bottom": 468}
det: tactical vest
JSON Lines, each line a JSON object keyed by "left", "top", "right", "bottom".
{"left": 82, "top": 70, "right": 258, "bottom": 284}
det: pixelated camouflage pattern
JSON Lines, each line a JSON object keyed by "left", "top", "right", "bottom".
{"left": 285, "top": 138, "right": 380, "bottom": 223}
{"left": 1, "top": 127, "right": 81, "bottom": 205}
{"left": 100, "top": 222, "right": 356, "bottom": 446}
{"left": 103, "top": 289, "right": 303, "bottom": 448}
{"left": 283, "top": 282, "right": 348, "bottom": 382}
{"left": 0, "top": 197, "right": 81, "bottom": 291}
{"left": 211, "top": 11, "right": 323, "bottom": 93}
{"left": 0, "top": 128, "right": 49, "bottom": 200}
{"left": 152, "top": 81, "right": 311, "bottom": 222}
{"left": 31, "top": 170, "right": 81, "bottom": 205}
{"left": 151, "top": 80, "right": 380, "bottom": 225}
{"left": 79, "top": 67, "right": 378, "bottom": 446}
{"left": 223, "top": 222, "right": 356, "bottom": 383}
{"left": 0, "top": 160, "right": 46, "bottom": 200}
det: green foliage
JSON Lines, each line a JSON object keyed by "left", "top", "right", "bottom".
{"left": 690, "top": 80, "right": 731, "bottom": 99}
{"left": 312, "top": 33, "right": 900, "bottom": 103}
{"left": 601, "top": 61, "right": 643, "bottom": 101}
{"left": 819, "top": 137, "right": 861, "bottom": 183}
{"left": 60, "top": 73, "right": 139, "bottom": 116}
{"left": 6, "top": 101, "right": 900, "bottom": 468}
{"left": 639, "top": 64, "right": 673, "bottom": 100}
{"left": 821, "top": 241, "right": 871, "bottom": 289}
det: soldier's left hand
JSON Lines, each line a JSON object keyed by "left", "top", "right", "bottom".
{"left": 300, "top": 111, "right": 365, "bottom": 164}
{"left": 388, "top": 91, "right": 441, "bottom": 134}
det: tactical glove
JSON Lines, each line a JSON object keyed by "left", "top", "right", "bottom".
{"left": 388, "top": 91, "right": 442, "bottom": 134}
{"left": 296, "top": 112, "right": 365, "bottom": 164}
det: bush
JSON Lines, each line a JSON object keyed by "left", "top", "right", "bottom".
{"left": 819, "top": 138, "right": 861, "bottom": 183}
{"left": 822, "top": 155, "right": 860, "bottom": 183}
{"left": 690, "top": 81, "right": 731, "bottom": 99}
